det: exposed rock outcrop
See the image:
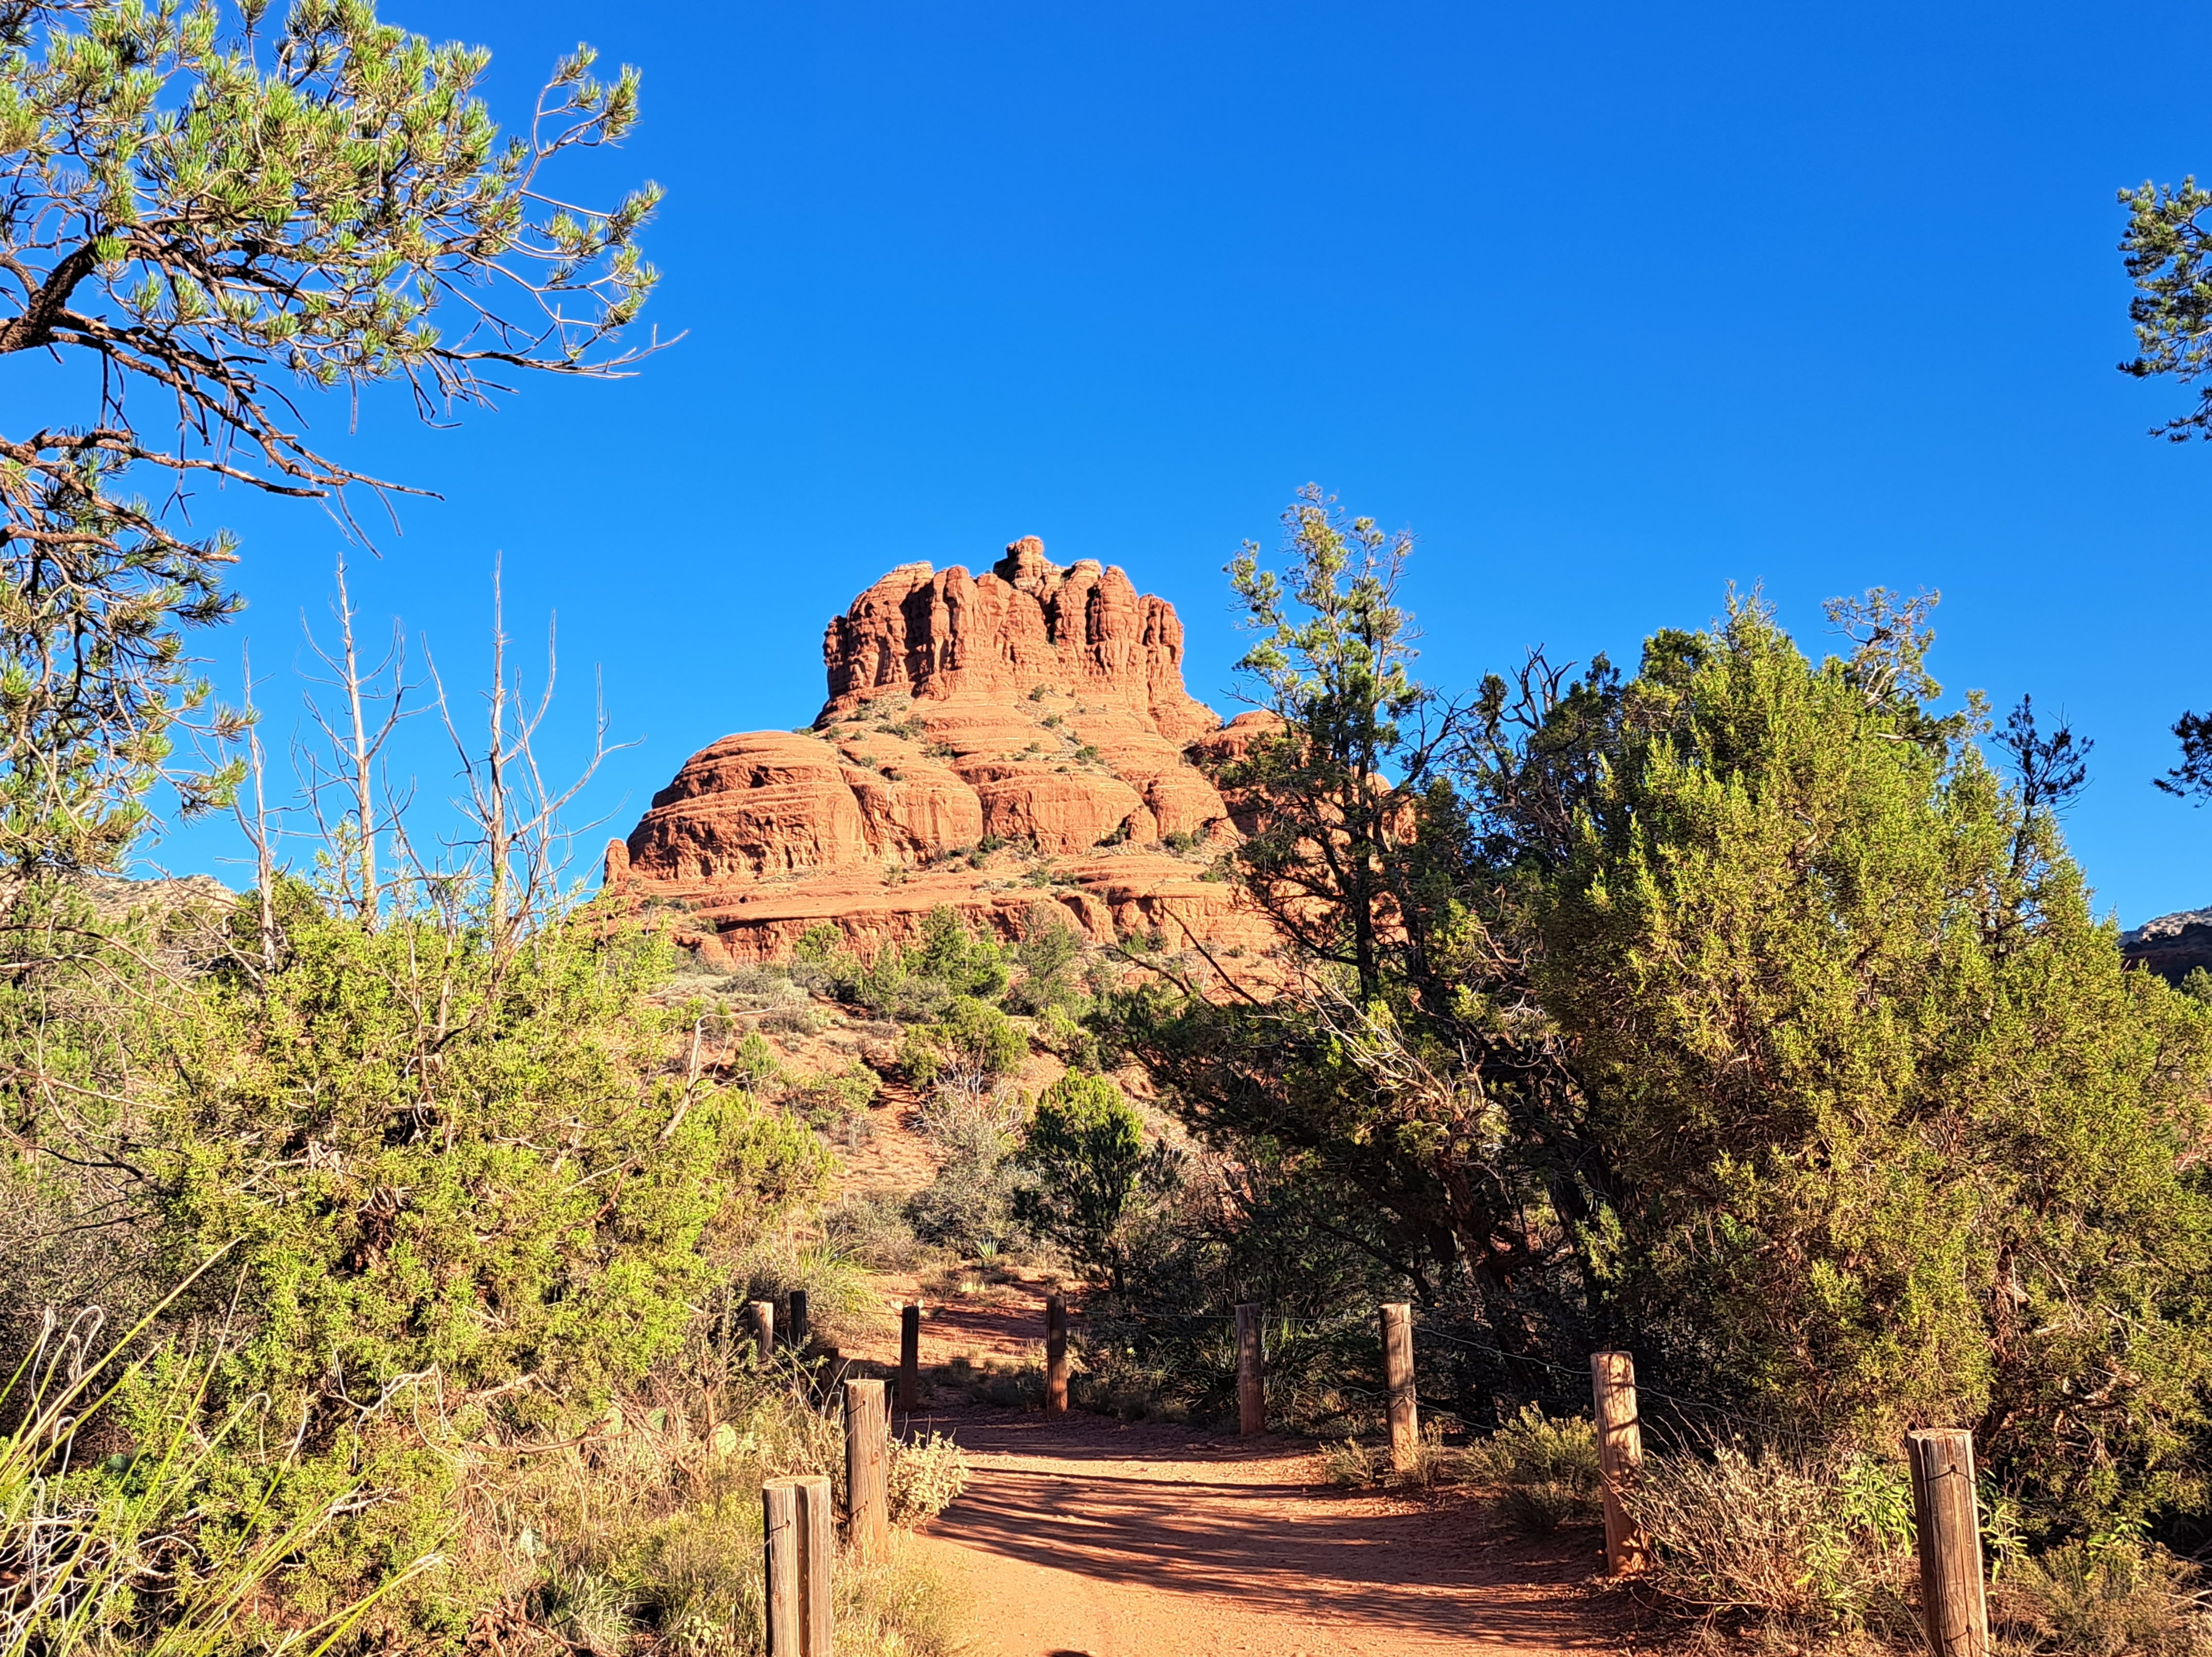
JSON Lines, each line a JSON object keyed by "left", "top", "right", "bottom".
{"left": 615, "top": 540, "right": 1279, "bottom": 965}
{"left": 2121, "top": 907, "right": 2212, "bottom": 985}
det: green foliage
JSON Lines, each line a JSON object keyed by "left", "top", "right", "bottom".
{"left": 910, "top": 905, "right": 1010, "bottom": 999}
{"left": 1995, "top": 1536, "right": 2212, "bottom": 1655}
{"left": 1542, "top": 599, "right": 2212, "bottom": 1517}
{"left": 1466, "top": 1406, "right": 1604, "bottom": 1533}
{"left": 1217, "top": 482, "right": 1441, "bottom": 1000}
{"left": 0, "top": 879, "right": 833, "bottom": 1639}
{"left": 0, "top": 1306, "right": 436, "bottom": 1654}
{"left": 1012, "top": 1073, "right": 1173, "bottom": 1289}
{"left": 782, "top": 1062, "right": 879, "bottom": 1137}
{"left": 0, "top": 0, "right": 659, "bottom": 875}
{"left": 133, "top": 896, "right": 825, "bottom": 1415}
{"left": 1005, "top": 906, "right": 1087, "bottom": 1014}
{"left": 887, "top": 1430, "right": 970, "bottom": 1526}
{"left": 898, "top": 995, "right": 1026, "bottom": 1091}
{"left": 2120, "top": 172, "right": 2212, "bottom": 441}
{"left": 1112, "top": 492, "right": 2212, "bottom": 1537}
{"left": 809, "top": 906, "right": 1010, "bottom": 1024}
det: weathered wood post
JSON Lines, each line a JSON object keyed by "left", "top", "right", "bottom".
{"left": 1590, "top": 1350, "right": 1648, "bottom": 1575}
{"left": 844, "top": 1378, "right": 890, "bottom": 1559}
{"left": 788, "top": 1288, "right": 809, "bottom": 1352}
{"left": 1235, "top": 1303, "right": 1265, "bottom": 1435}
{"left": 794, "top": 1473, "right": 834, "bottom": 1655}
{"left": 898, "top": 1303, "right": 921, "bottom": 1412}
{"left": 1380, "top": 1302, "right": 1418, "bottom": 1470}
{"left": 747, "top": 1299, "right": 774, "bottom": 1361}
{"left": 761, "top": 1478, "right": 801, "bottom": 1654}
{"left": 1907, "top": 1429, "right": 1990, "bottom": 1657}
{"left": 1045, "top": 1292, "right": 1069, "bottom": 1416}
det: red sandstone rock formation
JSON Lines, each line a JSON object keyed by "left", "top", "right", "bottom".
{"left": 614, "top": 540, "right": 1280, "bottom": 964}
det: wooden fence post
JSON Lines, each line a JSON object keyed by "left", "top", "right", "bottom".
{"left": 844, "top": 1378, "right": 890, "bottom": 1560}
{"left": 1380, "top": 1302, "right": 1418, "bottom": 1470}
{"left": 761, "top": 1478, "right": 801, "bottom": 1655}
{"left": 1907, "top": 1429, "right": 1990, "bottom": 1657}
{"left": 898, "top": 1303, "right": 920, "bottom": 1412}
{"left": 1235, "top": 1303, "right": 1265, "bottom": 1436}
{"left": 793, "top": 1473, "right": 833, "bottom": 1655}
{"left": 788, "top": 1289, "right": 809, "bottom": 1353}
{"left": 747, "top": 1299, "right": 774, "bottom": 1361}
{"left": 1590, "top": 1350, "right": 1648, "bottom": 1575}
{"left": 1045, "top": 1292, "right": 1069, "bottom": 1416}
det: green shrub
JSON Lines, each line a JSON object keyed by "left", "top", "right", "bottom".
{"left": 1468, "top": 1405, "right": 1600, "bottom": 1493}
{"left": 1994, "top": 1537, "right": 2212, "bottom": 1655}
{"left": 1623, "top": 1443, "right": 1917, "bottom": 1634}
{"left": 0, "top": 1303, "right": 435, "bottom": 1654}
{"left": 1013, "top": 1072, "right": 1176, "bottom": 1290}
{"left": 1005, "top": 907, "right": 1087, "bottom": 1014}
{"left": 0, "top": 883, "right": 838, "bottom": 1640}
{"left": 899, "top": 996, "right": 1027, "bottom": 1091}
{"left": 1461, "top": 1406, "right": 1604, "bottom": 1531}
{"left": 888, "top": 1430, "right": 970, "bottom": 1525}
{"left": 784, "top": 1062, "right": 879, "bottom": 1132}
{"left": 804, "top": 906, "right": 1012, "bottom": 1024}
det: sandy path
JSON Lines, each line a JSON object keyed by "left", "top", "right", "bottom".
{"left": 907, "top": 1404, "right": 1623, "bottom": 1657}
{"left": 825, "top": 1068, "right": 1621, "bottom": 1653}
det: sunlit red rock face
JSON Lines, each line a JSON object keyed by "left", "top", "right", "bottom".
{"left": 613, "top": 539, "right": 1284, "bottom": 965}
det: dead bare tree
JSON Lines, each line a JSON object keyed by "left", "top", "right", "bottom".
{"left": 418, "top": 560, "right": 629, "bottom": 964}
{"left": 0, "top": 2, "right": 665, "bottom": 881}
{"left": 296, "top": 555, "right": 414, "bottom": 929}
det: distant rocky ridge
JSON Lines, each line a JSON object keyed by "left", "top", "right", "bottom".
{"left": 610, "top": 538, "right": 1281, "bottom": 965}
{"left": 2121, "top": 908, "right": 2212, "bottom": 985}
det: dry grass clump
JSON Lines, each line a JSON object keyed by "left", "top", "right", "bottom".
{"left": 1320, "top": 1435, "right": 1380, "bottom": 1487}
{"left": 451, "top": 1353, "right": 969, "bottom": 1654}
{"left": 730, "top": 1232, "right": 888, "bottom": 1355}
{"left": 1617, "top": 1439, "right": 2212, "bottom": 1657}
{"left": 1319, "top": 1422, "right": 1458, "bottom": 1492}
{"left": 1624, "top": 1443, "right": 1917, "bottom": 1637}
{"left": 821, "top": 1191, "right": 940, "bottom": 1272}
{"left": 1466, "top": 1405, "right": 1605, "bottom": 1532}
{"left": 1991, "top": 1538, "right": 2212, "bottom": 1656}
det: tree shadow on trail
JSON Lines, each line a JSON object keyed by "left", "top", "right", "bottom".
{"left": 927, "top": 1409, "right": 1619, "bottom": 1651}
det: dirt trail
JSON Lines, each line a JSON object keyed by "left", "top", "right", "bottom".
{"left": 825, "top": 1063, "right": 1621, "bottom": 1654}
{"left": 906, "top": 1402, "right": 1622, "bottom": 1657}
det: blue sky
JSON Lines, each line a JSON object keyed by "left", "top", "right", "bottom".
{"left": 122, "top": 0, "right": 2212, "bottom": 922}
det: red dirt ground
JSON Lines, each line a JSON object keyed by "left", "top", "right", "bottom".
{"left": 824, "top": 1045, "right": 1627, "bottom": 1655}
{"left": 907, "top": 1401, "right": 1629, "bottom": 1657}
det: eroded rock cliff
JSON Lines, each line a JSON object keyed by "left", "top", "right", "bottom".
{"left": 612, "top": 539, "right": 1281, "bottom": 964}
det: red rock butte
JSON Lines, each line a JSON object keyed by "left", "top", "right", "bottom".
{"left": 609, "top": 537, "right": 1281, "bottom": 963}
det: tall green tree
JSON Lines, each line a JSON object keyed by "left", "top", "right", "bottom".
{"left": 1120, "top": 488, "right": 1579, "bottom": 1346}
{"left": 0, "top": 0, "right": 659, "bottom": 874}
{"left": 1118, "top": 490, "right": 2212, "bottom": 1523}
{"left": 1542, "top": 596, "right": 2212, "bottom": 1519}
{"left": 1220, "top": 484, "right": 1447, "bottom": 1003}
{"left": 2119, "top": 174, "right": 2212, "bottom": 440}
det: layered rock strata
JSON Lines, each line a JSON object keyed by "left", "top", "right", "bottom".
{"left": 613, "top": 539, "right": 1282, "bottom": 964}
